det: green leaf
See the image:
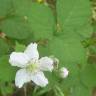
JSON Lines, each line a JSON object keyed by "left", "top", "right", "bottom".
{"left": 0, "top": 0, "right": 12, "bottom": 16}
{"left": 0, "top": 39, "right": 10, "bottom": 56}
{"left": 38, "top": 43, "right": 51, "bottom": 57}
{"left": 71, "top": 84, "right": 91, "bottom": 96}
{"left": 13, "top": 0, "right": 55, "bottom": 40}
{"left": 0, "top": 82, "right": 14, "bottom": 95}
{"left": 1, "top": 17, "right": 32, "bottom": 39}
{"left": 0, "top": 55, "right": 17, "bottom": 82}
{"left": 60, "top": 72, "right": 80, "bottom": 89}
{"left": 48, "top": 36, "right": 87, "bottom": 75}
{"left": 80, "top": 64, "right": 96, "bottom": 88}
{"left": 56, "top": 0, "right": 92, "bottom": 38}
{"left": 15, "top": 42, "right": 26, "bottom": 52}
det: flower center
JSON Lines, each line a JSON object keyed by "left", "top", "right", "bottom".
{"left": 26, "top": 62, "right": 38, "bottom": 72}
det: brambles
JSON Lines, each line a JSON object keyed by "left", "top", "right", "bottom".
{"left": 0, "top": 0, "right": 95, "bottom": 96}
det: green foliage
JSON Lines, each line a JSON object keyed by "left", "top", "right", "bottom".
{"left": 0, "top": 0, "right": 12, "bottom": 16}
{"left": 81, "top": 64, "right": 96, "bottom": 88}
{"left": 15, "top": 42, "right": 26, "bottom": 52}
{"left": 71, "top": 84, "right": 91, "bottom": 96}
{"left": 0, "top": 82, "right": 14, "bottom": 95}
{"left": 0, "top": 0, "right": 55, "bottom": 40}
{"left": 0, "top": 0, "right": 95, "bottom": 96}
{"left": 0, "top": 39, "right": 10, "bottom": 56}
{"left": 54, "top": 85, "right": 64, "bottom": 96}
{"left": 56, "top": 0, "right": 92, "bottom": 38}
{"left": 48, "top": 36, "right": 86, "bottom": 69}
{"left": 0, "top": 55, "right": 17, "bottom": 82}
{"left": 1, "top": 17, "right": 32, "bottom": 39}
{"left": 13, "top": 0, "right": 55, "bottom": 40}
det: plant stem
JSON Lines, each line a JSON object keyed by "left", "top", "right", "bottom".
{"left": 24, "top": 85, "right": 27, "bottom": 96}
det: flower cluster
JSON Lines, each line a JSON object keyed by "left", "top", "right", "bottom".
{"left": 9, "top": 43, "right": 69, "bottom": 88}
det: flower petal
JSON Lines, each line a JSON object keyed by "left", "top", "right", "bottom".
{"left": 39, "top": 57, "right": 54, "bottom": 72}
{"left": 24, "top": 43, "right": 39, "bottom": 60}
{"left": 9, "top": 52, "right": 30, "bottom": 68}
{"left": 15, "top": 69, "right": 30, "bottom": 88}
{"left": 31, "top": 72, "right": 48, "bottom": 87}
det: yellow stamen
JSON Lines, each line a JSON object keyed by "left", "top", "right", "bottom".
{"left": 26, "top": 63, "right": 38, "bottom": 72}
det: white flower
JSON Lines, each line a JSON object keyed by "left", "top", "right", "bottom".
{"left": 9, "top": 43, "right": 54, "bottom": 88}
{"left": 59, "top": 67, "right": 69, "bottom": 78}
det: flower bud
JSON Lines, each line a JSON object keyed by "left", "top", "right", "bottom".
{"left": 59, "top": 67, "right": 69, "bottom": 78}
{"left": 50, "top": 56, "right": 59, "bottom": 69}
